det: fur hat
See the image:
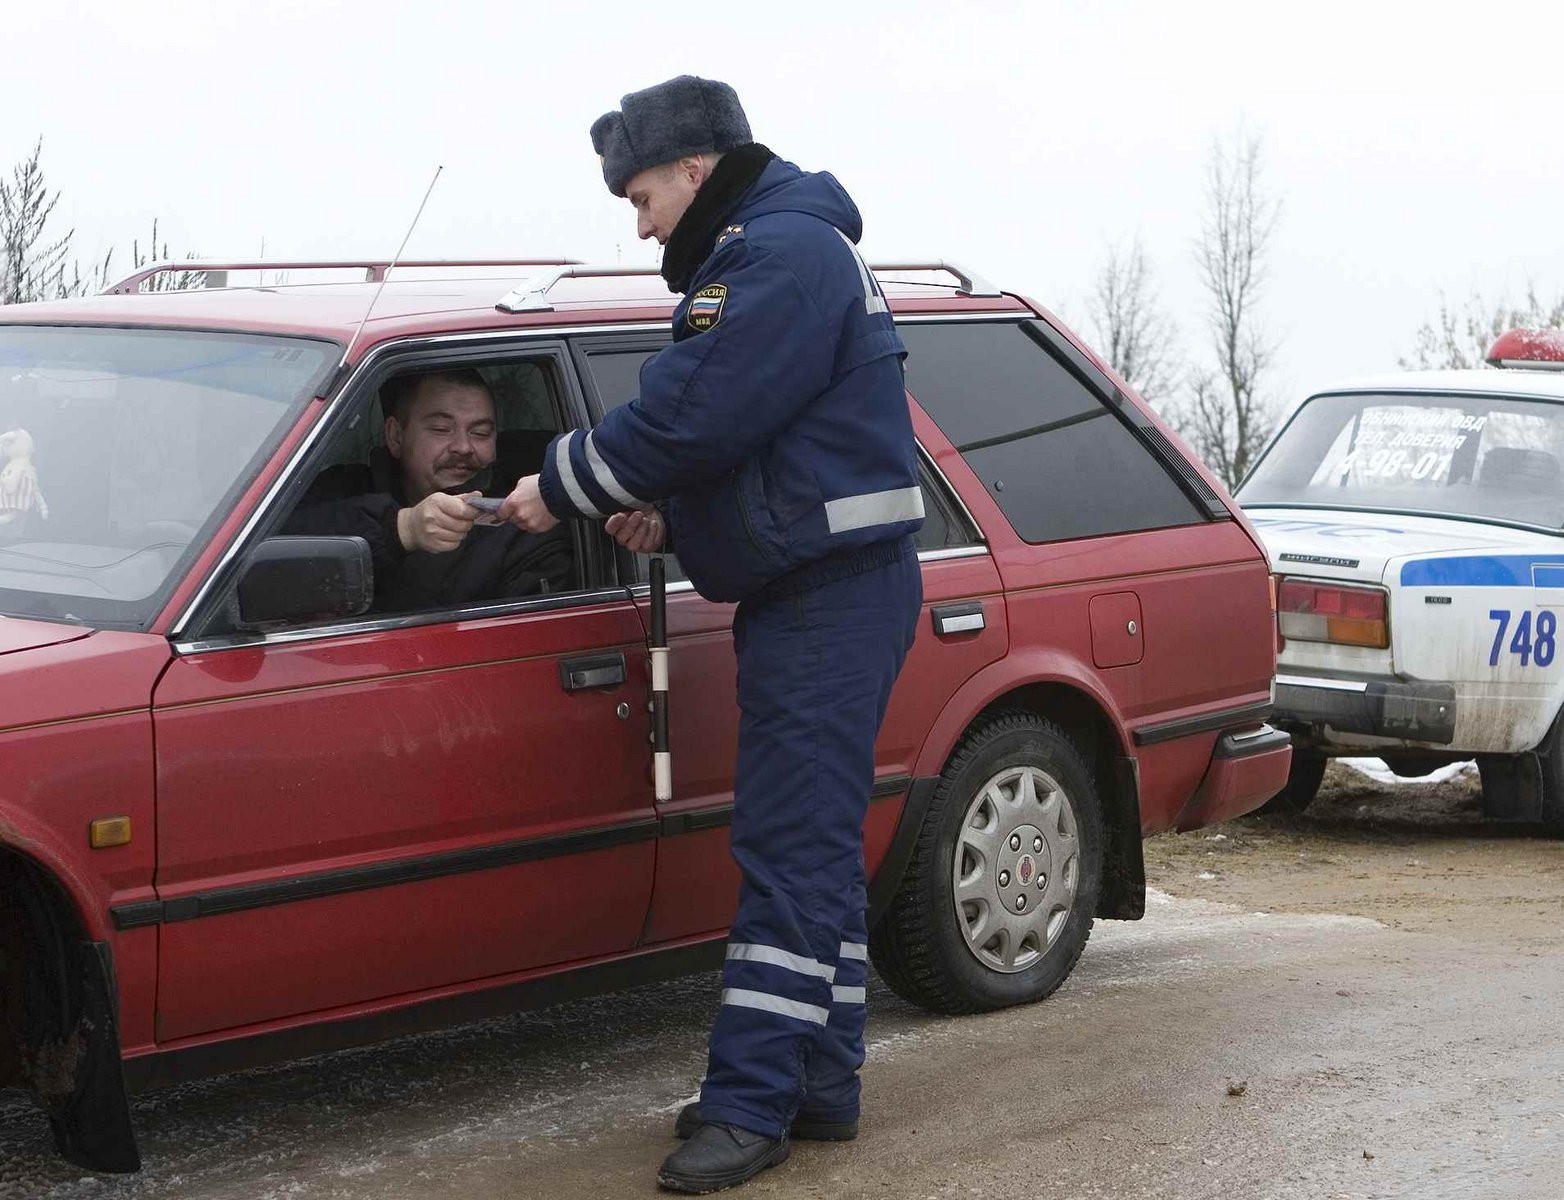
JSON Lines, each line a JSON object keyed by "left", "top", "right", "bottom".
{"left": 591, "top": 75, "right": 752, "bottom": 197}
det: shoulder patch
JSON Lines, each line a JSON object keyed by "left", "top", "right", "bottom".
{"left": 687, "top": 283, "right": 728, "bottom": 332}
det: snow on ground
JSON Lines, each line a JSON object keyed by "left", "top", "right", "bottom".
{"left": 1335, "top": 757, "right": 1477, "bottom": 787}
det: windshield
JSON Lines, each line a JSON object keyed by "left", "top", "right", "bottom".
{"left": 0, "top": 325, "right": 335, "bottom": 629}
{"left": 1239, "top": 391, "right": 1564, "bottom": 532}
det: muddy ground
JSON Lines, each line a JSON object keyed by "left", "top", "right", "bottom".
{"left": 3, "top": 761, "right": 1561, "bottom": 1199}
{"left": 1145, "top": 760, "right": 1564, "bottom": 946}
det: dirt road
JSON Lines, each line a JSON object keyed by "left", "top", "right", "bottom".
{"left": 3, "top": 762, "right": 1561, "bottom": 1199}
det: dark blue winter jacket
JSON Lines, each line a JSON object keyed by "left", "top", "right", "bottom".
{"left": 537, "top": 157, "right": 924, "bottom": 603}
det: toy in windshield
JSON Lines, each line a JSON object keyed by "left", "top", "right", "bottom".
{"left": 0, "top": 429, "right": 48, "bottom": 530}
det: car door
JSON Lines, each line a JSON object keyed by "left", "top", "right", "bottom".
{"left": 146, "top": 342, "right": 656, "bottom": 1042}
{"left": 570, "top": 334, "right": 1007, "bottom": 942}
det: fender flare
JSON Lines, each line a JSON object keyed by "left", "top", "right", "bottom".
{"left": 911, "top": 646, "right": 1133, "bottom": 781}
{"left": 868, "top": 649, "right": 1145, "bottom": 930}
{"left": 0, "top": 804, "right": 111, "bottom": 942}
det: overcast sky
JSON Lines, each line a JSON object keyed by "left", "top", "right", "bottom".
{"left": 8, "top": 0, "right": 1564, "bottom": 407}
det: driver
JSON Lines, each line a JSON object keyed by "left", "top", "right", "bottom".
{"left": 285, "top": 369, "right": 571, "bottom": 611}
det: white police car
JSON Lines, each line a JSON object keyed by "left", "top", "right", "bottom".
{"left": 1236, "top": 328, "right": 1564, "bottom": 832}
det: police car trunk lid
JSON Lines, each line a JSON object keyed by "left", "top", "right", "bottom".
{"left": 1247, "top": 508, "right": 1540, "bottom": 587}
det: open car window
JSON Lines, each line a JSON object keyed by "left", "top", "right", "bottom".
{"left": 245, "top": 356, "right": 584, "bottom": 632}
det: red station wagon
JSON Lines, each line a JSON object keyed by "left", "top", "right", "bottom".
{"left": 0, "top": 258, "right": 1289, "bottom": 1171}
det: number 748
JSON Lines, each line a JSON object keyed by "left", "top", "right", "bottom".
{"left": 1488, "top": 609, "right": 1558, "bottom": 667}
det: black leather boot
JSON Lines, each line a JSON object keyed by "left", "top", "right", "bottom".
{"left": 657, "top": 1122, "right": 790, "bottom": 1193}
{"left": 674, "top": 1102, "right": 858, "bottom": 1142}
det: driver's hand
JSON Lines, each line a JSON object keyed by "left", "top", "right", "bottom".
{"left": 606, "top": 507, "right": 666, "bottom": 554}
{"left": 397, "top": 491, "right": 481, "bottom": 553}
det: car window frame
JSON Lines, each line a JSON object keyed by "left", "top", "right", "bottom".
{"left": 567, "top": 330, "right": 988, "bottom": 589}
{"left": 173, "top": 331, "right": 643, "bottom": 651}
{"left": 895, "top": 314, "right": 1230, "bottom": 545}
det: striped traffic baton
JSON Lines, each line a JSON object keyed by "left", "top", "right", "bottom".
{"left": 649, "top": 553, "right": 671, "bottom": 802}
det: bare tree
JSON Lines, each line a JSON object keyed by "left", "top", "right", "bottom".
{"left": 0, "top": 140, "right": 73, "bottom": 303}
{"left": 1400, "top": 286, "right": 1564, "bottom": 370}
{"left": 1086, "top": 237, "right": 1180, "bottom": 408}
{"left": 123, "top": 218, "right": 207, "bottom": 292}
{"left": 2, "top": 140, "right": 199, "bottom": 303}
{"left": 1176, "top": 131, "right": 1281, "bottom": 490}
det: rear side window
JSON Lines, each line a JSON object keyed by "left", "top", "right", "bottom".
{"left": 898, "top": 321, "right": 1206, "bottom": 543}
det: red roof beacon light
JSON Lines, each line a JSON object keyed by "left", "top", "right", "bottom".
{"left": 1486, "top": 327, "right": 1564, "bottom": 370}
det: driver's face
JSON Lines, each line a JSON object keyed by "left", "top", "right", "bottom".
{"left": 386, "top": 381, "right": 497, "bottom": 502}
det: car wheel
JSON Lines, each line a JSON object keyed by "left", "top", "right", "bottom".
{"left": 1479, "top": 724, "right": 1564, "bottom": 836}
{"left": 869, "top": 711, "right": 1103, "bottom": 1015}
{"left": 1255, "top": 749, "right": 1325, "bottom": 815}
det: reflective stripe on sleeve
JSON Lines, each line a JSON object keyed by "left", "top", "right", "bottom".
{"left": 727, "top": 943, "right": 836, "bottom": 981}
{"left": 584, "top": 430, "right": 647, "bottom": 509}
{"left": 554, "top": 433, "right": 604, "bottom": 518}
{"left": 721, "top": 987, "right": 830, "bottom": 1026}
{"left": 838, "top": 941, "right": 869, "bottom": 961}
{"left": 823, "top": 486, "right": 925, "bottom": 535}
{"left": 831, "top": 985, "right": 867, "bottom": 1004}
{"left": 835, "top": 228, "right": 889, "bottom": 316}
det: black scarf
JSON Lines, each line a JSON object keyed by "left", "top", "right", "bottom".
{"left": 661, "top": 142, "right": 775, "bottom": 294}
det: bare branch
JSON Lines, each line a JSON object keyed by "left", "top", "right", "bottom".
{"left": 1174, "top": 129, "right": 1280, "bottom": 490}
{"left": 1086, "top": 237, "right": 1181, "bottom": 409}
{"left": 0, "top": 139, "right": 73, "bottom": 304}
{"left": 1400, "top": 287, "right": 1564, "bottom": 370}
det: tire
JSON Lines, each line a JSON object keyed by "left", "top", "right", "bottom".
{"left": 869, "top": 711, "right": 1104, "bottom": 1015}
{"left": 1480, "top": 718, "right": 1564, "bottom": 837}
{"left": 1254, "top": 749, "right": 1326, "bottom": 816}
{"left": 1532, "top": 716, "right": 1564, "bottom": 837}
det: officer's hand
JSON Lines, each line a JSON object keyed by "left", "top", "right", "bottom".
{"left": 606, "top": 507, "right": 666, "bottom": 554}
{"left": 498, "top": 474, "right": 560, "bottom": 533}
{"left": 397, "top": 491, "right": 481, "bottom": 553}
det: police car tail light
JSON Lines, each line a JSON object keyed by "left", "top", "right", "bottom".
{"left": 1486, "top": 328, "right": 1564, "bottom": 370}
{"left": 1270, "top": 574, "right": 1285, "bottom": 652}
{"left": 1276, "top": 580, "right": 1389, "bottom": 649}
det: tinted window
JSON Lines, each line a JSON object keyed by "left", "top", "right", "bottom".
{"left": 585, "top": 350, "right": 655, "bottom": 414}
{"left": 898, "top": 322, "right": 1204, "bottom": 543}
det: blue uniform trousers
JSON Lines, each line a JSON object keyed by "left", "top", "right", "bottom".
{"left": 698, "top": 539, "right": 923, "bottom": 1137}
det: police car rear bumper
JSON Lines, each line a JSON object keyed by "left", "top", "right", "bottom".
{"left": 1274, "top": 673, "right": 1457, "bottom": 745}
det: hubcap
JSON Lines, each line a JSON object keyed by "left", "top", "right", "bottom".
{"left": 951, "top": 764, "right": 1080, "bottom": 974}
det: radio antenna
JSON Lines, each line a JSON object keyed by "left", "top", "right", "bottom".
{"left": 336, "top": 164, "right": 444, "bottom": 378}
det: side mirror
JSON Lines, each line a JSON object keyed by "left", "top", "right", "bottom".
{"left": 232, "top": 536, "right": 373, "bottom": 630}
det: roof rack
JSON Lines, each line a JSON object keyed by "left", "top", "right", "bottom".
{"left": 496, "top": 265, "right": 663, "bottom": 313}
{"left": 103, "top": 258, "right": 583, "bottom": 296}
{"left": 495, "top": 258, "right": 1002, "bottom": 314}
{"left": 867, "top": 261, "right": 1003, "bottom": 298}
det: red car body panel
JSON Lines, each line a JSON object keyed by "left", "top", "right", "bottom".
{"left": 150, "top": 599, "right": 656, "bottom": 1040}
{"left": 0, "top": 275, "right": 1287, "bottom": 1118}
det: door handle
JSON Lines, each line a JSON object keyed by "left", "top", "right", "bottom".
{"left": 932, "top": 602, "right": 985, "bottom": 636}
{"left": 559, "top": 652, "right": 627, "bottom": 692}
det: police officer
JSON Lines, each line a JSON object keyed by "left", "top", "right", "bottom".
{"left": 499, "top": 75, "right": 924, "bottom": 1193}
